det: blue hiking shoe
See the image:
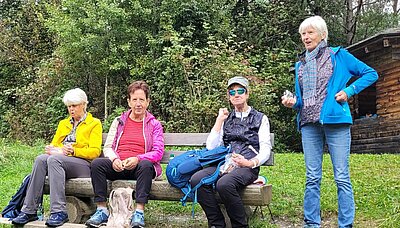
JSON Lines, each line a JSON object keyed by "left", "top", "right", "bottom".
{"left": 11, "top": 212, "right": 38, "bottom": 225}
{"left": 85, "top": 209, "right": 109, "bottom": 227}
{"left": 130, "top": 211, "right": 145, "bottom": 228}
{"left": 45, "top": 211, "right": 69, "bottom": 227}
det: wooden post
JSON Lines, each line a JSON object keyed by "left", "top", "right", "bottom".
{"left": 66, "top": 196, "right": 96, "bottom": 223}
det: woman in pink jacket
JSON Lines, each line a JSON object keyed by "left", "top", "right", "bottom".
{"left": 85, "top": 81, "right": 164, "bottom": 228}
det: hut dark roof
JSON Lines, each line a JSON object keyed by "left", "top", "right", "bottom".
{"left": 347, "top": 28, "right": 400, "bottom": 56}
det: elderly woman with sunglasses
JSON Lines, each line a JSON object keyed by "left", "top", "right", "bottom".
{"left": 12, "top": 88, "right": 102, "bottom": 227}
{"left": 190, "top": 76, "right": 272, "bottom": 228}
{"left": 282, "top": 16, "right": 378, "bottom": 228}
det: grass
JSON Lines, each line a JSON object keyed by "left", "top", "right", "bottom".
{"left": 0, "top": 140, "right": 399, "bottom": 227}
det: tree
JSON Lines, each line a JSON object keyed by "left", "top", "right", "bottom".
{"left": 1, "top": 0, "right": 397, "bottom": 150}
{"left": 0, "top": 0, "right": 56, "bottom": 138}
{"left": 300, "top": 0, "right": 399, "bottom": 46}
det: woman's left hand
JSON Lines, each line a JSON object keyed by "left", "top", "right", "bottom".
{"left": 122, "top": 157, "right": 139, "bottom": 170}
{"left": 62, "top": 144, "right": 74, "bottom": 156}
{"left": 335, "top": 90, "right": 348, "bottom": 102}
{"left": 231, "top": 153, "right": 252, "bottom": 168}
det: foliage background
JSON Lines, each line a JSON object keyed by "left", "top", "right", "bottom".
{"left": 0, "top": 0, "right": 399, "bottom": 152}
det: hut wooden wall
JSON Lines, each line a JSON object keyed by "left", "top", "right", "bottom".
{"left": 351, "top": 117, "right": 400, "bottom": 153}
{"left": 350, "top": 37, "right": 400, "bottom": 119}
{"left": 348, "top": 33, "right": 400, "bottom": 154}
{"left": 374, "top": 45, "right": 400, "bottom": 119}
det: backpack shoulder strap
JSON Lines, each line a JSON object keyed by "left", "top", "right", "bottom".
{"left": 180, "top": 159, "right": 225, "bottom": 218}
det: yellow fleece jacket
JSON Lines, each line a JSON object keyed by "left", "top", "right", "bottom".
{"left": 51, "top": 112, "right": 102, "bottom": 161}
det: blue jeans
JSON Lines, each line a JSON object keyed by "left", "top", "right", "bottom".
{"left": 301, "top": 123, "right": 354, "bottom": 228}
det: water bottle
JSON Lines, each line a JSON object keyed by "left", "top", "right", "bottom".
{"left": 169, "top": 154, "right": 175, "bottom": 161}
{"left": 37, "top": 203, "right": 44, "bottom": 221}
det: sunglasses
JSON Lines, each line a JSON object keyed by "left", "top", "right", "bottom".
{"left": 229, "top": 88, "right": 246, "bottom": 96}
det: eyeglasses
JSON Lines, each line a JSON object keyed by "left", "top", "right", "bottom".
{"left": 229, "top": 88, "right": 246, "bottom": 96}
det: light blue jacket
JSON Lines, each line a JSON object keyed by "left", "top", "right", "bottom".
{"left": 293, "top": 46, "right": 378, "bottom": 128}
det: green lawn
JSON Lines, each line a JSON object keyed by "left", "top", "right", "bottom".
{"left": 0, "top": 139, "right": 399, "bottom": 227}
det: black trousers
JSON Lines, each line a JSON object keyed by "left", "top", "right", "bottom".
{"left": 90, "top": 158, "right": 155, "bottom": 204}
{"left": 190, "top": 166, "right": 259, "bottom": 228}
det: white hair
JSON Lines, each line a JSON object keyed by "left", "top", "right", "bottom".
{"left": 63, "top": 88, "right": 88, "bottom": 108}
{"left": 298, "top": 15, "right": 329, "bottom": 41}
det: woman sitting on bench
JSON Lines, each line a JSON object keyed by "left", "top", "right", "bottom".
{"left": 12, "top": 88, "right": 102, "bottom": 227}
{"left": 85, "top": 81, "right": 164, "bottom": 228}
{"left": 190, "top": 76, "right": 272, "bottom": 228}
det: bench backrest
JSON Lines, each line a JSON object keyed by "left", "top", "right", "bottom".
{"left": 102, "top": 132, "right": 274, "bottom": 166}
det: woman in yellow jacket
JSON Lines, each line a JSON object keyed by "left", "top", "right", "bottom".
{"left": 12, "top": 88, "right": 102, "bottom": 227}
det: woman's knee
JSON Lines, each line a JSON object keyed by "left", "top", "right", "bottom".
{"left": 46, "top": 154, "right": 64, "bottom": 167}
{"left": 91, "top": 158, "right": 106, "bottom": 170}
{"left": 334, "top": 171, "right": 351, "bottom": 186}
{"left": 138, "top": 159, "right": 153, "bottom": 169}
{"left": 215, "top": 178, "right": 234, "bottom": 193}
{"left": 35, "top": 154, "right": 50, "bottom": 164}
{"left": 190, "top": 170, "right": 206, "bottom": 187}
{"left": 137, "top": 160, "right": 155, "bottom": 177}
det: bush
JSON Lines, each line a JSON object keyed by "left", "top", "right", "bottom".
{"left": 1, "top": 0, "right": 303, "bottom": 151}
{"left": 6, "top": 58, "right": 74, "bottom": 143}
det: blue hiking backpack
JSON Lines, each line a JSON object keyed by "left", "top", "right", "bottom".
{"left": 166, "top": 145, "right": 231, "bottom": 215}
{"left": 2, "top": 174, "right": 32, "bottom": 219}
{"left": 2, "top": 174, "right": 44, "bottom": 220}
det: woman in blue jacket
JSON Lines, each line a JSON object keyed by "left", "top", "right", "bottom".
{"left": 282, "top": 16, "right": 378, "bottom": 228}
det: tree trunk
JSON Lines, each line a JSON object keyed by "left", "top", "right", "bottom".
{"left": 345, "top": 0, "right": 363, "bottom": 45}
{"left": 104, "top": 75, "right": 108, "bottom": 120}
{"left": 345, "top": 0, "right": 354, "bottom": 45}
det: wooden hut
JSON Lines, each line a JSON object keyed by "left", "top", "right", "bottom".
{"left": 347, "top": 28, "right": 400, "bottom": 154}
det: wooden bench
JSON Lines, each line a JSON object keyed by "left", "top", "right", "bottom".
{"left": 42, "top": 132, "right": 275, "bottom": 226}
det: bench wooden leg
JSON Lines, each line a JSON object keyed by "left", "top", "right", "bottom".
{"left": 252, "top": 205, "right": 275, "bottom": 223}
{"left": 266, "top": 205, "right": 275, "bottom": 223}
{"left": 66, "top": 196, "right": 96, "bottom": 223}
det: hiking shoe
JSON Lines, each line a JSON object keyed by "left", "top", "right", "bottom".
{"left": 130, "top": 211, "right": 145, "bottom": 228}
{"left": 85, "top": 209, "right": 109, "bottom": 227}
{"left": 11, "top": 212, "right": 38, "bottom": 225}
{"left": 45, "top": 211, "right": 69, "bottom": 227}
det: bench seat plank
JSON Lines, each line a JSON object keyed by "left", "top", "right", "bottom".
{"left": 44, "top": 178, "right": 272, "bottom": 206}
{"left": 164, "top": 133, "right": 209, "bottom": 146}
{"left": 112, "top": 180, "right": 272, "bottom": 206}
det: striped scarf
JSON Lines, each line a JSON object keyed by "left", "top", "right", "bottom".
{"left": 303, "top": 39, "right": 327, "bottom": 107}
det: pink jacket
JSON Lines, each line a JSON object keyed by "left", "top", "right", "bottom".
{"left": 103, "top": 110, "right": 165, "bottom": 177}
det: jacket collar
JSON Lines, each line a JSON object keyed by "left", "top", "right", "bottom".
{"left": 120, "top": 110, "right": 154, "bottom": 124}
{"left": 298, "top": 46, "right": 342, "bottom": 62}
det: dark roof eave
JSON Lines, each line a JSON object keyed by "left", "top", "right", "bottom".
{"left": 347, "top": 28, "right": 400, "bottom": 51}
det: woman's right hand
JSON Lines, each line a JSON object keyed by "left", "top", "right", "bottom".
{"left": 281, "top": 96, "right": 296, "bottom": 108}
{"left": 45, "top": 145, "right": 63, "bottom": 155}
{"left": 112, "top": 158, "right": 124, "bottom": 172}
{"left": 217, "top": 108, "right": 229, "bottom": 121}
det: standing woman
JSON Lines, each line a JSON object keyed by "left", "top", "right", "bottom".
{"left": 282, "top": 16, "right": 378, "bottom": 228}
{"left": 190, "top": 76, "right": 272, "bottom": 228}
{"left": 12, "top": 88, "right": 102, "bottom": 227}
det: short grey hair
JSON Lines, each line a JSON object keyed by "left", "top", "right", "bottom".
{"left": 63, "top": 88, "right": 88, "bottom": 108}
{"left": 298, "top": 15, "right": 328, "bottom": 41}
